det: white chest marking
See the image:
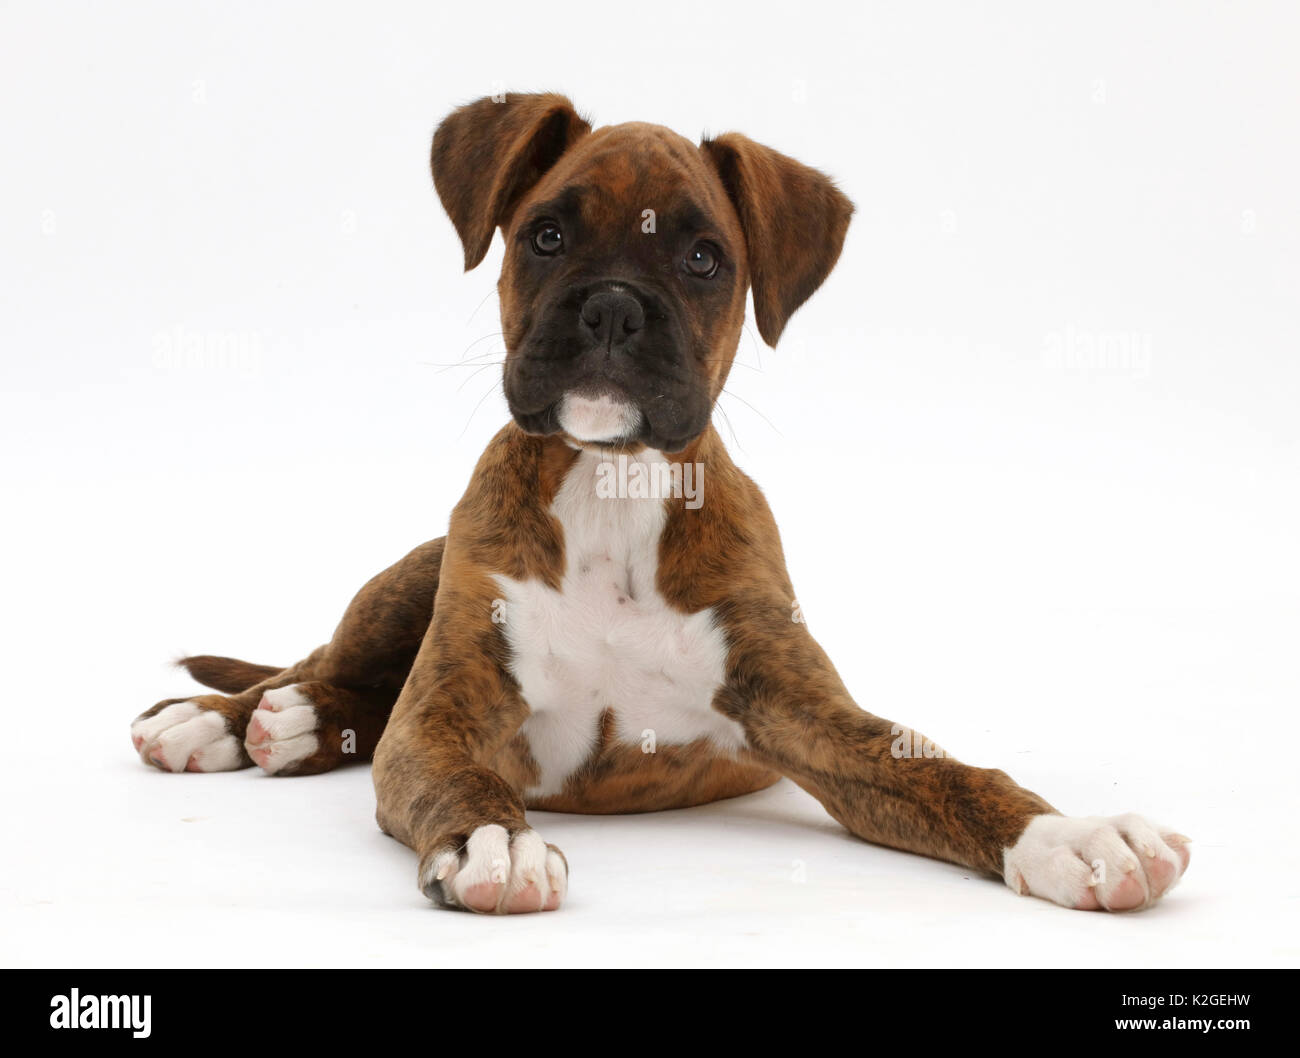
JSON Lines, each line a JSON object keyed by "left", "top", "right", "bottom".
{"left": 493, "top": 448, "right": 745, "bottom": 798}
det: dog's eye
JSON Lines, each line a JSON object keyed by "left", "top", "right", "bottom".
{"left": 684, "top": 242, "right": 719, "bottom": 278}
{"left": 531, "top": 224, "right": 564, "bottom": 256}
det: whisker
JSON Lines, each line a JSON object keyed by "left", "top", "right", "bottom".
{"left": 458, "top": 379, "right": 506, "bottom": 440}
{"left": 419, "top": 350, "right": 507, "bottom": 373}
{"left": 714, "top": 400, "right": 744, "bottom": 454}
{"left": 720, "top": 386, "right": 783, "bottom": 438}
{"left": 457, "top": 331, "right": 506, "bottom": 355}
{"left": 466, "top": 288, "right": 500, "bottom": 326}
{"left": 455, "top": 360, "right": 506, "bottom": 394}
{"left": 700, "top": 358, "right": 762, "bottom": 373}
{"left": 740, "top": 321, "right": 765, "bottom": 371}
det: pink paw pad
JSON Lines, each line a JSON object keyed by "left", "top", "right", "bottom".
{"left": 504, "top": 882, "right": 560, "bottom": 913}
{"left": 246, "top": 714, "right": 268, "bottom": 745}
{"left": 1073, "top": 888, "right": 1102, "bottom": 911}
{"left": 1143, "top": 854, "right": 1177, "bottom": 896}
{"left": 1103, "top": 872, "right": 1146, "bottom": 911}
{"left": 461, "top": 882, "right": 504, "bottom": 913}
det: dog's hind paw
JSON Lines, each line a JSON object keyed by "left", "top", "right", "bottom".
{"left": 131, "top": 698, "right": 249, "bottom": 773}
{"left": 1003, "top": 813, "right": 1190, "bottom": 912}
{"left": 419, "top": 825, "right": 568, "bottom": 914}
{"left": 244, "top": 685, "right": 322, "bottom": 775}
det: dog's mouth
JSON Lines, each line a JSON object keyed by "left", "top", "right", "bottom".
{"left": 506, "top": 357, "right": 709, "bottom": 453}
{"left": 510, "top": 387, "right": 649, "bottom": 451}
{"left": 510, "top": 388, "right": 707, "bottom": 454}
{"left": 554, "top": 391, "right": 643, "bottom": 445}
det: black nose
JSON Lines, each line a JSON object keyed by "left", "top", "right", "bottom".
{"left": 580, "top": 290, "right": 645, "bottom": 350}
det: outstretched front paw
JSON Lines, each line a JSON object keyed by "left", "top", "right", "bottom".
{"left": 1004, "top": 813, "right": 1190, "bottom": 912}
{"left": 418, "top": 825, "right": 568, "bottom": 914}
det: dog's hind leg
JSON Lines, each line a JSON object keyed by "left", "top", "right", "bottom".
{"left": 242, "top": 680, "right": 396, "bottom": 775}
{"left": 132, "top": 537, "right": 446, "bottom": 775}
{"left": 131, "top": 668, "right": 393, "bottom": 775}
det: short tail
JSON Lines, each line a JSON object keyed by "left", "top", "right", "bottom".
{"left": 176, "top": 654, "right": 284, "bottom": 694}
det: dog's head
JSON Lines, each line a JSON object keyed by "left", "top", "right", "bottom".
{"left": 432, "top": 93, "right": 853, "bottom": 454}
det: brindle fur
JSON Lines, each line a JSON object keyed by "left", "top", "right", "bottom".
{"left": 140, "top": 93, "right": 1060, "bottom": 892}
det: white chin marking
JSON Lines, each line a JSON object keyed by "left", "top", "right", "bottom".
{"left": 557, "top": 393, "right": 641, "bottom": 443}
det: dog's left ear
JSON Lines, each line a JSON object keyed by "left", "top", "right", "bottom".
{"left": 432, "top": 93, "right": 592, "bottom": 270}
{"left": 701, "top": 133, "right": 854, "bottom": 347}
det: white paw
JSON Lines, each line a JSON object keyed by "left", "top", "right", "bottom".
{"left": 419, "top": 825, "right": 568, "bottom": 914}
{"left": 131, "top": 699, "right": 246, "bottom": 773}
{"left": 244, "top": 685, "right": 320, "bottom": 774}
{"left": 1004, "top": 813, "right": 1190, "bottom": 912}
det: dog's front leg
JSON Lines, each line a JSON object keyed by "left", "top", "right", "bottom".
{"left": 372, "top": 571, "right": 566, "bottom": 914}
{"left": 718, "top": 605, "right": 1189, "bottom": 911}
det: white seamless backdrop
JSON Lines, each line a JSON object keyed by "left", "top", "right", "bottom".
{"left": 1, "top": 0, "right": 1297, "bottom": 967}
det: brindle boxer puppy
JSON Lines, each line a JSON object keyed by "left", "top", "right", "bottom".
{"left": 132, "top": 93, "right": 1190, "bottom": 914}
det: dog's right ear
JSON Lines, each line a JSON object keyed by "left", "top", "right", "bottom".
{"left": 431, "top": 93, "right": 591, "bottom": 271}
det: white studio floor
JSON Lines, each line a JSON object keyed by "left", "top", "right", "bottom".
{"left": 2, "top": 612, "right": 1294, "bottom": 969}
